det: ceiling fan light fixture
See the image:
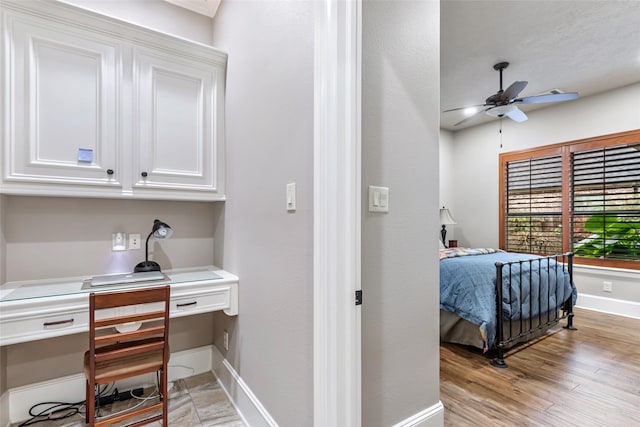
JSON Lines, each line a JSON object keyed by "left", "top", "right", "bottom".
{"left": 485, "top": 104, "right": 517, "bottom": 118}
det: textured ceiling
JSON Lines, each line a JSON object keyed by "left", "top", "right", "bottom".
{"left": 441, "top": 0, "right": 640, "bottom": 131}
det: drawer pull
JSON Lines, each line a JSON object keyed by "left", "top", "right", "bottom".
{"left": 176, "top": 301, "right": 197, "bottom": 308}
{"left": 43, "top": 318, "right": 74, "bottom": 327}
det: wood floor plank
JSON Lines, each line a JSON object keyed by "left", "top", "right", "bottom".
{"left": 441, "top": 308, "right": 640, "bottom": 426}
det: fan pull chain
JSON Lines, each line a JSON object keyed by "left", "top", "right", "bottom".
{"left": 499, "top": 118, "right": 503, "bottom": 148}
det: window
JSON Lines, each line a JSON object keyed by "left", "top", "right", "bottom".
{"left": 505, "top": 154, "right": 563, "bottom": 255}
{"left": 500, "top": 130, "right": 640, "bottom": 270}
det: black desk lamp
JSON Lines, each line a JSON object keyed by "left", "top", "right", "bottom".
{"left": 134, "top": 219, "right": 173, "bottom": 273}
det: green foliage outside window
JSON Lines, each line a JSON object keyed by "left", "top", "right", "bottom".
{"left": 573, "top": 214, "right": 640, "bottom": 260}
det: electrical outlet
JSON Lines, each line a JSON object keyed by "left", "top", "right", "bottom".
{"left": 223, "top": 330, "right": 229, "bottom": 351}
{"left": 603, "top": 281, "right": 613, "bottom": 292}
{"left": 129, "top": 234, "right": 141, "bottom": 250}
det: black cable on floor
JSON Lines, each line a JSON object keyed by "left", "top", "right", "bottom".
{"left": 17, "top": 401, "right": 83, "bottom": 426}
{"left": 17, "top": 383, "right": 112, "bottom": 426}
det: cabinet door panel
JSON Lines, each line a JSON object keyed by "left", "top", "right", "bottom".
{"left": 134, "top": 49, "right": 218, "bottom": 193}
{"left": 4, "top": 17, "right": 120, "bottom": 187}
{"left": 154, "top": 70, "right": 202, "bottom": 174}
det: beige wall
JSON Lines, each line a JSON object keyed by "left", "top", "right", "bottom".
{"left": 361, "top": 0, "right": 441, "bottom": 425}
{"left": 211, "top": 1, "right": 315, "bottom": 425}
{"left": 64, "top": 0, "right": 214, "bottom": 45}
{"left": 4, "top": 196, "right": 220, "bottom": 281}
{"left": 439, "top": 130, "right": 456, "bottom": 241}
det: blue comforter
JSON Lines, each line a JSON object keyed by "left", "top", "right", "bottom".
{"left": 440, "top": 250, "right": 576, "bottom": 348}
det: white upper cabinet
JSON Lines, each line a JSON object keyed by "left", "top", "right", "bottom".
{"left": 132, "top": 47, "right": 221, "bottom": 197}
{"left": 3, "top": 9, "right": 122, "bottom": 197}
{"left": 1, "top": 1, "right": 227, "bottom": 201}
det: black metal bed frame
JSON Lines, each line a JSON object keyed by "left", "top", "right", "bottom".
{"left": 490, "top": 252, "right": 577, "bottom": 368}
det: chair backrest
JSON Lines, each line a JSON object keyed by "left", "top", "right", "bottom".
{"left": 89, "top": 285, "right": 171, "bottom": 383}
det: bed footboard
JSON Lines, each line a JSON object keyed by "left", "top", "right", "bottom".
{"left": 491, "top": 252, "right": 577, "bottom": 368}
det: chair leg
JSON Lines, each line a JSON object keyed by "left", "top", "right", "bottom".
{"left": 161, "top": 366, "right": 168, "bottom": 425}
{"left": 86, "top": 379, "right": 95, "bottom": 426}
{"left": 85, "top": 380, "right": 89, "bottom": 424}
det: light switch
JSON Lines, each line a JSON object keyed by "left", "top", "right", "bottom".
{"left": 287, "top": 182, "right": 296, "bottom": 212}
{"left": 369, "top": 186, "right": 389, "bottom": 213}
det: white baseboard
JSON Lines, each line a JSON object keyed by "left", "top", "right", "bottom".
{"left": 576, "top": 294, "right": 640, "bottom": 319}
{"left": 391, "top": 401, "right": 444, "bottom": 427}
{"left": 4, "top": 345, "right": 214, "bottom": 425}
{"left": 211, "top": 346, "right": 277, "bottom": 427}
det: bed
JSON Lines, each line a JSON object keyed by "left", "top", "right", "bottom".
{"left": 439, "top": 247, "right": 577, "bottom": 367}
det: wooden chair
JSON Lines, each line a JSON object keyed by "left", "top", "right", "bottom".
{"left": 84, "top": 285, "right": 171, "bottom": 426}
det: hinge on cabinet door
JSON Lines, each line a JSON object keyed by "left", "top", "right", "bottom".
{"left": 355, "top": 289, "right": 362, "bottom": 306}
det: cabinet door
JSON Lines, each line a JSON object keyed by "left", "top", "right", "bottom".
{"left": 133, "top": 47, "right": 223, "bottom": 197}
{"left": 2, "top": 14, "right": 121, "bottom": 192}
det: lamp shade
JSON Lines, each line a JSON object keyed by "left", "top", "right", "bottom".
{"left": 439, "top": 208, "right": 456, "bottom": 225}
{"left": 152, "top": 219, "right": 173, "bottom": 239}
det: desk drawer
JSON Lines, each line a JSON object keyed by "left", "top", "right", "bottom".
{"left": 0, "top": 309, "right": 89, "bottom": 345}
{"left": 171, "top": 289, "right": 230, "bottom": 317}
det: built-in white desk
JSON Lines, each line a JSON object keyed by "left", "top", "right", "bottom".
{"left": 0, "top": 267, "right": 238, "bottom": 346}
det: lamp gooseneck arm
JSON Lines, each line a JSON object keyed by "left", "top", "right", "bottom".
{"left": 144, "top": 231, "right": 154, "bottom": 263}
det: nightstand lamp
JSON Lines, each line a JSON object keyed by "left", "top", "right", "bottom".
{"left": 439, "top": 207, "right": 456, "bottom": 248}
{"left": 134, "top": 219, "right": 173, "bottom": 273}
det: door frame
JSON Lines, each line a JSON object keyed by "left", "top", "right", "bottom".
{"left": 313, "top": 0, "right": 362, "bottom": 426}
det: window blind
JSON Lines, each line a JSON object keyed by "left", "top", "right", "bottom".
{"left": 505, "top": 154, "right": 563, "bottom": 255}
{"left": 571, "top": 144, "right": 640, "bottom": 261}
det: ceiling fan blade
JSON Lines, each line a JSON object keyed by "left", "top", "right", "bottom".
{"left": 515, "top": 92, "right": 579, "bottom": 104}
{"left": 505, "top": 106, "right": 528, "bottom": 123}
{"left": 442, "top": 104, "right": 487, "bottom": 113}
{"left": 453, "top": 107, "right": 492, "bottom": 126}
{"left": 500, "top": 81, "right": 528, "bottom": 102}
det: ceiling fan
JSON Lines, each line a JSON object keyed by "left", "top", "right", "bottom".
{"left": 444, "top": 61, "right": 579, "bottom": 127}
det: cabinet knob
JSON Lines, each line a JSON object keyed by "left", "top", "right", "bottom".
{"left": 106, "top": 169, "right": 114, "bottom": 175}
{"left": 141, "top": 172, "right": 148, "bottom": 177}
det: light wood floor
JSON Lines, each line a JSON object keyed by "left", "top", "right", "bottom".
{"left": 441, "top": 307, "right": 640, "bottom": 426}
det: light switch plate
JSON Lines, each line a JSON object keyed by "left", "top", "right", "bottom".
{"left": 369, "top": 186, "right": 389, "bottom": 213}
